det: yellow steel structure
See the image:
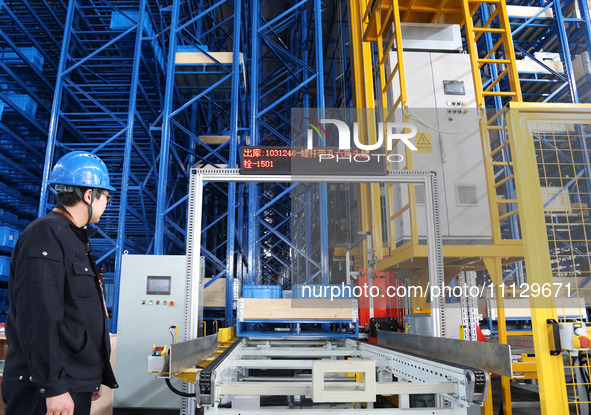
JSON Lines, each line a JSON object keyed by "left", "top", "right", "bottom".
{"left": 348, "top": 0, "right": 385, "bottom": 264}
{"left": 461, "top": 1, "right": 523, "bottom": 412}
{"left": 348, "top": 0, "right": 591, "bottom": 414}
{"left": 506, "top": 103, "right": 591, "bottom": 414}
{"left": 505, "top": 103, "right": 571, "bottom": 414}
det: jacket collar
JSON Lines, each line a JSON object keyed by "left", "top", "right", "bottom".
{"left": 52, "top": 205, "right": 99, "bottom": 241}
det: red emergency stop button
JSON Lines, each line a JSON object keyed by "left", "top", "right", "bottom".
{"left": 170, "top": 301, "right": 175, "bottom": 306}
{"left": 573, "top": 336, "right": 591, "bottom": 349}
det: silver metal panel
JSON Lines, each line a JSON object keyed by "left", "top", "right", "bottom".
{"left": 404, "top": 313, "right": 432, "bottom": 335}
{"left": 488, "top": 334, "right": 534, "bottom": 352}
{"left": 378, "top": 331, "right": 512, "bottom": 377}
{"left": 115, "top": 255, "right": 187, "bottom": 409}
{"left": 393, "top": 23, "right": 463, "bottom": 51}
{"left": 148, "top": 355, "right": 167, "bottom": 373}
{"left": 167, "top": 333, "right": 218, "bottom": 376}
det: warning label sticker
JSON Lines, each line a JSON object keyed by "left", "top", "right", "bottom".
{"left": 415, "top": 132, "right": 432, "bottom": 153}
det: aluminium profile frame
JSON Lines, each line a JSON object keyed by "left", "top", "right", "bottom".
{"left": 185, "top": 168, "right": 446, "bottom": 341}
{"left": 196, "top": 337, "right": 486, "bottom": 414}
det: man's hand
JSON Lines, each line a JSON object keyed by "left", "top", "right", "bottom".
{"left": 91, "top": 385, "right": 102, "bottom": 401}
{"left": 46, "top": 392, "right": 74, "bottom": 415}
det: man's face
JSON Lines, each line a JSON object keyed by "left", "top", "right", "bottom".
{"left": 85, "top": 189, "right": 111, "bottom": 224}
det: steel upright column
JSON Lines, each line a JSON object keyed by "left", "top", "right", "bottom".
{"left": 112, "top": 0, "right": 148, "bottom": 335}
{"left": 314, "top": 0, "right": 330, "bottom": 284}
{"left": 39, "top": 0, "right": 76, "bottom": 216}
{"left": 157, "top": 0, "right": 245, "bottom": 330}
{"left": 224, "top": 0, "right": 242, "bottom": 326}
{"left": 154, "top": 0, "right": 180, "bottom": 255}
{"left": 248, "top": 0, "right": 329, "bottom": 288}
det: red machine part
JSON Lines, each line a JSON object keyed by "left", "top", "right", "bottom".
{"left": 357, "top": 270, "right": 405, "bottom": 331}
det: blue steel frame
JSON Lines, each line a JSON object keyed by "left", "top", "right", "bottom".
{"left": 0, "top": 1, "right": 67, "bottom": 225}
{"left": 0, "top": 1, "right": 70, "bottom": 319}
{"left": 248, "top": 0, "right": 330, "bottom": 301}
{"left": 505, "top": 0, "right": 591, "bottom": 104}
{"left": 157, "top": 0, "right": 245, "bottom": 327}
{"left": 38, "top": 0, "right": 168, "bottom": 331}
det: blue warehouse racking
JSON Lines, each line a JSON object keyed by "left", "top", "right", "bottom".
{"left": 37, "top": 0, "right": 170, "bottom": 329}
{"left": 0, "top": 1, "right": 70, "bottom": 320}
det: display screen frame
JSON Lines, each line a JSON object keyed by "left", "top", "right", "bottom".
{"left": 146, "top": 275, "right": 172, "bottom": 295}
{"left": 443, "top": 80, "right": 466, "bottom": 96}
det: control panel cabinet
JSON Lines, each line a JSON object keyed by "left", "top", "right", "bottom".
{"left": 114, "top": 255, "right": 187, "bottom": 409}
{"left": 389, "top": 51, "right": 491, "bottom": 244}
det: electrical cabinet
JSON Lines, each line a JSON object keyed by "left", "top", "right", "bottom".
{"left": 389, "top": 50, "right": 491, "bottom": 244}
{"left": 114, "top": 255, "right": 187, "bottom": 410}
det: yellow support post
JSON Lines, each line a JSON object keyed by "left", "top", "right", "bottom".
{"left": 484, "top": 257, "right": 512, "bottom": 415}
{"left": 375, "top": 6, "right": 392, "bottom": 259}
{"left": 348, "top": 0, "right": 385, "bottom": 263}
{"left": 461, "top": 0, "right": 502, "bottom": 245}
{"left": 506, "top": 105, "right": 569, "bottom": 415}
{"left": 388, "top": 0, "right": 419, "bottom": 246}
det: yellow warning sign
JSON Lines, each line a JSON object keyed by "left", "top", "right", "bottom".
{"left": 416, "top": 132, "right": 432, "bottom": 153}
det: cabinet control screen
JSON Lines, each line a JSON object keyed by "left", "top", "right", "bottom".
{"left": 146, "top": 275, "right": 171, "bottom": 295}
{"left": 443, "top": 80, "right": 465, "bottom": 95}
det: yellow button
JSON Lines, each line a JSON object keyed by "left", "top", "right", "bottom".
{"left": 573, "top": 336, "right": 591, "bottom": 349}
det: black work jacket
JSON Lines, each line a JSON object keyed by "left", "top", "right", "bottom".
{"left": 4, "top": 209, "right": 117, "bottom": 397}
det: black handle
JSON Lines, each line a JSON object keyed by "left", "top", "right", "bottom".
{"left": 547, "top": 319, "right": 562, "bottom": 355}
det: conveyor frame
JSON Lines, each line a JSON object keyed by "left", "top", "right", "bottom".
{"left": 196, "top": 338, "right": 488, "bottom": 414}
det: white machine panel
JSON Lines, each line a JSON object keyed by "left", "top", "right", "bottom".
{"left": 392, "top": 23, "right": 463, "bottom": 52}
{"left": 114, "top": 255, "right": 187, "bottom": 409}
{"left": 389, "top": 51, "right": 491, "bottom": 244}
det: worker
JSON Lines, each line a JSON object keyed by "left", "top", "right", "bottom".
{"left": 2, "top": 151, "right": 118, "bottom": 415}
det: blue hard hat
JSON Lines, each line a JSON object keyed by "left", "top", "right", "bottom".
{"left": 49, "top": 151, "right": 116, "bottom": 191}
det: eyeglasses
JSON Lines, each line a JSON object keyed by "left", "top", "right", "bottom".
{"left": 101, "top": 192, "right": 113, "bottom": 205}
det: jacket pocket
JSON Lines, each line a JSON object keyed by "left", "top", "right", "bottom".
{"left": 70, "top": 330, "right": 88, "bottom": 357}
{"left": 26, "top": 248, "right": 62, "bottom": 284}
{"left": 71, "top": 262, "right": 96, "bottom": 299}
{"left": 67, "top": 331, "right": 101, "bottom": 381}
